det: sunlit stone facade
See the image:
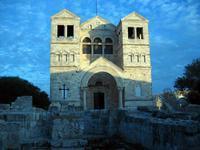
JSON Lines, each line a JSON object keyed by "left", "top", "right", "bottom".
{"left": 50, "top": 9, "right": 152, "bottom": 110}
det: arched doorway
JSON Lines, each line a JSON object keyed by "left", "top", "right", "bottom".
{"left": 87, "top": 72, "right": 118, "bottom": 110}
{"left": 81, "top": 64, "right": 124, "bottom": 110}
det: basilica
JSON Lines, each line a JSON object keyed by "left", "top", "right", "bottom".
{"left": 50, "top": 9, "right": 152, "bottom": 110}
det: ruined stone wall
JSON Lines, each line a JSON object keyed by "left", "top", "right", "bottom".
{"left": 119, "top": 111, "right": 200, "bottom": 150}
{"left": 1, "top": 97, "right": 199, "bottom": 149}
{"left": 0, "top": 96, "right": 50, "bottom": 149}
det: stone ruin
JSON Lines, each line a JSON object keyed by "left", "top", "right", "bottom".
{"left": 0, "top": 96, "right": 200, "bottom": 149}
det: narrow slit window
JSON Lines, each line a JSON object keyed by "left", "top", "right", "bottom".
{"left": 57, "top": 25, "right": 65, "bottom": 37}
{"left": 67, "top": 25, "right": 74, "bottom": 37}
{"left": 129, "top": 55, "right": 133, "bottom": 62}
{"left": 65, "top": 54, "right": 68, "bottom": 62}
{"left": 57, "top": 54, "right": 61, "bottom": 62}
{"left": 128, "top": 27, "right": 135, "bottom": 39}
{"left": 71, "top": 54, "right": 75, "bottom": 62}
{"left": 136, "top": 55, "right": 140, "bottom": 62}
{"left": 136, "top": 27, "right": 144, "bottom": 39}
{"left": 143, "top": 55, "right": 146, "bottom": 63}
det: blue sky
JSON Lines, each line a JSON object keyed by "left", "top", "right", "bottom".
{"left": 0, "top": 0, "right": 200, "bottom": 95}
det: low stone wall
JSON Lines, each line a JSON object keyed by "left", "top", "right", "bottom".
{"left": 0, "top": 97, "right": 200, "bottom": 149}
{"left": 119, "top": 111, "right": 200, "bottom": 150}
{"left": 51, "top": 112, "right": 86, "bottom": 148}
{"left": 0, "top": 112, "right": 51, "bottom": 149}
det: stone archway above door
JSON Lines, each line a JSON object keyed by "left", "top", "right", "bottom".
{"left": 80, "top": 57, "right": 124, "bottom": 110}
{"left": 80, "top": 57, "right": 124, "bottom": 89}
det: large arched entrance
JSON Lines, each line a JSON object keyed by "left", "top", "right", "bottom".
{"left": 80, "top": 64, "right": 124, "bottom": 110}
{"left": 87, "top": 72, "right": 118, "bottom": 110}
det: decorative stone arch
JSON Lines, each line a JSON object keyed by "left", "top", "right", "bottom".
{"left": 103, "top": 36, "right": 112, "bottom": 43}
{"left": 81, "top": 66, "right": 124, "bottom": 88}
{"left": 51, "top": 51, "right": 62, "bottom": 63}
{"left": 80, "top": 35, "right": 91, "bottom": 43}
{"left": 91, "top": 36, "right": 103, "bottom": 42}
{"left": 103, "top": 36, "right": 114, "bottom": 43}
{"left": 80, "top": 65, "right": 124, "bottom": 110}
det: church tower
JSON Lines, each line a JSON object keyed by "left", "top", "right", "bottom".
{"left": 117, "top": 12, "right": 152, "bottom": 108}
{"left": 50, "top": 10, "right": 81, "bottom": 103}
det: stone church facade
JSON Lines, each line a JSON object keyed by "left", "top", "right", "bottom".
{"left": 50, "top": 9, "right": 152, "bottom": 110}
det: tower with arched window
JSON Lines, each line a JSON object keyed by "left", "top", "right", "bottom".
{"left": 50, "top": 9, "right": 152, "bottom": 110}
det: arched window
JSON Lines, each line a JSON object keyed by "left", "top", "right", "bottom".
{"left": 104, "top": 38, "right": 113, "bottom": 54}
{"left": 93, "top": 37, "right": 102, "bottom": 54}
{"left": 82, "top": 37, "right": 91, "bottom": 54}
{"left": 105, "top": 38, "right": 112, "bottom": 43}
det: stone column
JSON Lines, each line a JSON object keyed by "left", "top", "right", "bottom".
{"left": 65, "top": 25, "right": 68, "bottom": 38}
{"left": 83, "top": 88, "right": 87, "bottom": 110}
{"left": 118, "top": 87, "right": 123, "bottom": 109}
{"left": 102, "top": 44, "right": 105, "bottom": 56}
{"left": 134, "top": 27, "right": 137, "bottom": 39}
{"left": 91, "top": 44, "right": 94, "bottom": 56}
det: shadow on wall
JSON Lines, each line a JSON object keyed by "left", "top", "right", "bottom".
{"left": 50, "top": 69, "right": 152, "bottom": 110}
{"left": 81, "top": 23, "right": 121, "bottom": 67}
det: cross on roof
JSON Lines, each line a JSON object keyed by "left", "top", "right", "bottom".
{"left": 59, "top": 84, "right": 69, "bottom": 99}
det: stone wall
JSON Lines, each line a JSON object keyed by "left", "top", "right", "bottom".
{"left": 119, "top": 111, "right": 200, "bottom": 150}
{"left": 0, "top": 97, "right": 199, "bottom": 149}
{"left": 0, "top": 96, "right": 50, "bottom": 149}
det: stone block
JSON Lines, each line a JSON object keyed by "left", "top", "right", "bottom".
{"left": 11, "top": 96, "right": 33, "bottom": 111}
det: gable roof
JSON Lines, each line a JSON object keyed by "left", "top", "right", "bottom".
{"left": 88, "top": 57, "right": 123, "bottom": 73}
{"left": 80, "top": 57, "right": 124, "bottom": 88}
{"left": 81, "top": 16, "right": 115, "bottom": 27}
{"left": 122, "top": 12, "right": 148, "bottom": 22}
{"left": 51, "top": 9, "right": 80, "bottom": 19}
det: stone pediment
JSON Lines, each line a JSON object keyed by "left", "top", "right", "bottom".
{"left": 81, "top": 16, "right": 116, "bottom": 30}
{"left": 81, "top": 57, "right": 124, "bottom": 88}
{"left": 122, "top": 12, "right": 148, "bottom": 22}
{"left": 51, "top": 9, "right": 80, "bottom": 19}
{"left": 88, "top": 57, "right": 123, "bottom": 73}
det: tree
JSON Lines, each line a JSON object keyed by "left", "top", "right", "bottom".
{"left": 0, "top": 76, "right": 50, "bottom": 110}
{"left": 174, "top": 58, "right": 200, "bottom": 104}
